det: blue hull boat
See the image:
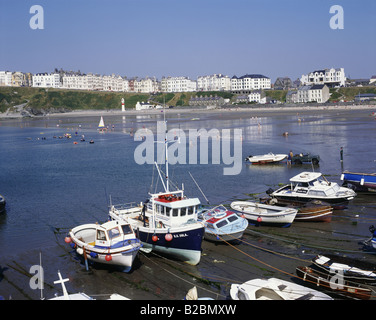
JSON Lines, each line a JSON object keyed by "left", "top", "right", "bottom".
{"left": 341, "top": 171, "right": 376, "bottom": 192}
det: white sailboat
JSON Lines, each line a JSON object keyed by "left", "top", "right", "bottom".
{"left": 98, "top": 116, "right": 106, "bottom": 132}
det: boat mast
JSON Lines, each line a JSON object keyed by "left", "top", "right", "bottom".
{"left": 164, "top": 105, "right": 169, "bottom": 193}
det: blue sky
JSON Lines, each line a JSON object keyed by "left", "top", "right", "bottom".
{"left": 0, "top": 0, "right": 375, "bottom": 81}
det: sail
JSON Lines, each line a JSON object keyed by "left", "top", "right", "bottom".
{"left": 98, "top": 116, "right": 105, "bottom": 128}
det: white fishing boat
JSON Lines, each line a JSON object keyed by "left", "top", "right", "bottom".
{"left": 270, "top": 171, "right": 356, "bottom": 207}
{"left": 65, "top": 219, "right": 141, "bottom": 272}
{"left": 109, "top": 121, "right": 205, "bottom": 265}
{"left": 198, "top": 205, "right": 248, "bottom": 242}
{"left": 230, "top": 201, "right": 297, "bottom": 227}
{"left": 245, "top": 152, "right": 287, "bottom": 164}
{"left": 230, "top": 277, "right": 333, "bottom": 300}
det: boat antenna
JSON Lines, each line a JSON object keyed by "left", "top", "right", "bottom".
{"left": 189, "top": 171, "right": 210, "bottom": 204}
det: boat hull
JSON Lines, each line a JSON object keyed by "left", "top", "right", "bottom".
{"left": 296, "top": 266, "right": 371, "bottom": 300}
{"left": 230, "top": 277, "right": 333, "bottom": 300}
{"left": 271, "top": 186, "right": 354, "bottom": 208}
{"left": 342, "top": 171, "right": 376, "bottom": 192}
{"left": 246, "top": 154, "right": 287, "bottom": 165}
{"left": 231, "top": 201, "right": 297, "bottom": 227}
{"left": 294, "top": 204, "right": 333, "bottom": 222}
{"left": 203, "top": 229, "right": 245, "bottom": 243}
{"left": 135, "top": 224, "right": 205, "bottom": 265}
{"left": 69, "top": 223, "right": 141, "bottom": 272}
{"left": 312, "top": 254, "right": 376, "bottom": 285}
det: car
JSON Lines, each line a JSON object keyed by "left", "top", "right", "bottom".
{"left": 291, "top": 152, "right": 320, "bottom": 165}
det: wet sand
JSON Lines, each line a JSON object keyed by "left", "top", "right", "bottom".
{"left": 2, "top": 210, "right": 376, "bottom": 301}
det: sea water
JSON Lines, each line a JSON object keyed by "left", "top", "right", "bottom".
{"left": 1, "top": 109, "right": 376, "bottom": 259}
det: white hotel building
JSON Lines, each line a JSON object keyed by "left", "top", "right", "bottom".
{"left": 32, "top": 73, "right": 61, "bottom": 88}
{"left": 197, "top": 74, "right": 231, "bottom": 91}
{"left": 0, "top": 71, "right": 13, "bottom": 86}
{"left": 300, "top": 68, "right": 346, "bottom": 87}
{"left": 160, "top": 76, "right": 197, "bottom": 92}
{"left": 231, "top": 74, "right": 271, "bottom": 91}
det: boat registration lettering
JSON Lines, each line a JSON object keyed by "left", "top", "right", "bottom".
{"left": 173, "top": 233, "right": 188, "bottom": 238}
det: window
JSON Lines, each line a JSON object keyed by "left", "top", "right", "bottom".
{"left": 216, "top": 220, "right": 228, "bottom": 228}
{"left": 122, "top": 224, "right": 133, "bottom": 235}
{"left": 108, "top": 227, "right": 121, "bottom": 240}
{"left": 172, "top": 208, "right": 179, "bottom": 217}
{"left": 96, "top": 230, "right": 107, "bottom": 241}
{"left": 181, "top": 208, "right": 187, "bottom": 216}
{"left": 188, "top": 206, "right": 195, "bottom": 215}
{"left": 228, "top": 215, "right": 239, "bottom": 223}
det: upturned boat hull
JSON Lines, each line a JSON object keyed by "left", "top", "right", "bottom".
{"left": 341, "top": 171, "right": 376, "bottom": 192}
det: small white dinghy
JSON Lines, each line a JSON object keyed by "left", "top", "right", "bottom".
{"left": 230, "top": 277, "right": 333, "bottom": 300}
{"left": 231, "top": 201, "right": 297, "bottom": 227}
{"left": 245, "top": 152, "right": 287, "bottom": 164}
{"left": 66, "top": 219, "right": 141, "bottom": 272}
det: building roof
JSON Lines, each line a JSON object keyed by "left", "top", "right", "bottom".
{"left": 232, "top": 74, "right": 269, "bottom": 80}
{"left": 310, "top": 84, "right": 326, "bottom": 90}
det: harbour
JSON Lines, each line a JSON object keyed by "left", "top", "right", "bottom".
{"left": 1, "top": 107, "right": 376, "bottom": 301}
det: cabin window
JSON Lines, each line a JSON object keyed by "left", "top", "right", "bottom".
{"left": 188, "top": 206, "right": 194, "bottom": 215}
{"left": 121, "top": 224, "right": 133, "bottom": 235}
{"left": 172, "top": 208, "right": 179, "bottom": 217}
{"left": 309, "top": 190, "right": 326, "bottom": 197}
{"left": 216, "top": 220, "right": 228, "bottom": 228}
{"left": 165, "top": 207, "right": 170, "bottom": 217}
{"left": 96, "top": 230, "right": 107, "bottom": 241}
{"left": 181, "top": 207, "right": 187, "bottom": 216}
{"left": 228, "top": 215, "right": 239, "bottom": 222}
{"left": 108, "top": 227, "right": 121, "bottom": 240}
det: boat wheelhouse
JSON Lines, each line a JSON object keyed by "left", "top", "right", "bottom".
{"left": 109, "top": 189, "right": 204, "bottom": 265}
{"left": 271, "top": 172, "right": 356, "bottom": 206}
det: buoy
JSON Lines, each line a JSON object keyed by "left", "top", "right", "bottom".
{"left": 64, "top": 236, "right": 71, "bottom": 243}
{"left": 165, "top": 233, "right": 173, "bottom": 241}
{"left": 76, "top": 247, "right": 83, "bottom": 255}
{"left": 105, "top": 254, "right": 112, "bottom": 261}
{"left": 257, "top": 216, "right": 262, "bottom": 223}
{"left": 70, "top": 242, "right": 76, "bottom": 249}
{"left": 152, "top": 235, "right": 158, "bottom": 242}
{"left": 90, "top": 252, "right": 98, "bottom": 259}
{"left": 241, "top": 214, "right": 245, "bottom": 218}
